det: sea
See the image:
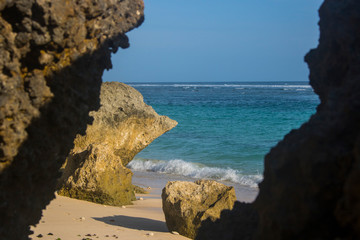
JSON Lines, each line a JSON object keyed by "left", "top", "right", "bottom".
{"left": 126, "top": 82, "right": 319, "bottom": 189}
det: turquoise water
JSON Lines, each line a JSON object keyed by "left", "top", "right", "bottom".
{"left": 127, "top": 82, "right": 319, "bottom": 187}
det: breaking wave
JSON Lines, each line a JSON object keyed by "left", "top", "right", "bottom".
{"left": 127, "top": 158, "right": 262, "bottom": 188}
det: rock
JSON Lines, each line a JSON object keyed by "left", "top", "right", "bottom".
{"left": 196, "top": 202, "right": 258, "bottom": 240}
{"left": 162, "top": 180, "right": 236, "bottom": 239}
{"left": 133, "top": 185, "right": 149, "bottom": 194}
{"left": 0, "top": 0, "right": 144, "bottom": 239}
{"left": 58, "top": 82, "right": 177, "bottom": 206}
{"left": 196, "top": 1, "right": 360, "bottom": 239}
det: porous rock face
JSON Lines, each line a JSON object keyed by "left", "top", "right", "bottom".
{"left": 0, "top": 1, "right": 144, "bottom": 239}
{"left": 58, "top": 82, "right": 177, "bottom": 206}
{"left": 162, "top": 180, "right": 236, "bottom": 239}
{"left": 197, "top": 1, "right": 360, "bottom": 239}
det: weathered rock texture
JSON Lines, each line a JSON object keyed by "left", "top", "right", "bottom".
{"left": 196, "top": 0, "right": 360, "bottom": 239}
{"left": 162, "top": 180, "right": 236, "bottom": 239}
{"left": 58, "top": 82, "right": 177, "bottom": 206}
{"left": 0, "top": 1, "right": 144, "bottom": 239}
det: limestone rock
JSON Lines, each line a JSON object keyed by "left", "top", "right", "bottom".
{"left": 162, "top": 180, "right": 236, "bottom": 239}
{"left": 0, "top": 1, "right": 144, "bottom": 239}
{"left": 196, "top": 1, "right": 360, "bottom": 239}
{"left": 58, "top": 82, "right": 177, "bottom": 206}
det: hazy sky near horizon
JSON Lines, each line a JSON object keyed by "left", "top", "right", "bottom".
{"left": 103, "top": 0, "right": 323, "bottom": 83}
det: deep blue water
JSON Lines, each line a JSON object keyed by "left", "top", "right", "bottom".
{"left": 127, "top": 82, "right": 319, "bottom": 187}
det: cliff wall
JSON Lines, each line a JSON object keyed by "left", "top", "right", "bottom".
{"left": 0, "top": 1, "right": 144, "bottom": 239}
{"left": 58, "top": 82, "right": 177, "bottom": 206}
{"left": 255, "top": 1, "right": 360, "bottom": 238}
{"left": 197, "top": 0, "right": 360, "bottom": 239}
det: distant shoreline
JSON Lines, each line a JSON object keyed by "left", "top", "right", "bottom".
{"left": 122, "top": 80, "right": 311, "bottom": 85}
{"left": 116, "top": 80, "right": 311, "bottom": 84}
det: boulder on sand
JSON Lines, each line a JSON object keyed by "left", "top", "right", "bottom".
{"left": 162, "top": 180, "right": 236, "bottom": 239}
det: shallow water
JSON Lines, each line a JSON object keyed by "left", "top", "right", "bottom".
{"left": 128, "top": 81, "right": 319, "bottom": 188}
{"left": 132, "top": 170, "right": 258, "bottom": 203}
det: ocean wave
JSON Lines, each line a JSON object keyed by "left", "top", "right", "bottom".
{"left": 127, "top": 158, "right": 262, "bottom": 188}
{"left": 129, "top": 83, "right": 312, "bottom": 89}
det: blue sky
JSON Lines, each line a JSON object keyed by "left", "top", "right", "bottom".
{"left": 103, "top": 0, "right": 323, "bottom": 83}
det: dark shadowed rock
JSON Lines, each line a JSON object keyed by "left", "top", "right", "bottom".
{"left": 58, "top": 82, "right": 177, "bottom": 206}
{"left": 0, "top": 0, "right": 144, "bottom": 239}
{"left": 197, "top": 0, "right": 360, "bottom": 239}
{"left": 196, "top": 202, "right": 258, "bottom": 240}
{"left": 162, "top": 180, "right": 236, "bottom": 239}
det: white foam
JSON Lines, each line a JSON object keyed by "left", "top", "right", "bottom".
{"left": 128, "top": 83, "right": 312, "bottom": 89}
{"left": 127, "top": 158, "right": 262, "bottom": 188}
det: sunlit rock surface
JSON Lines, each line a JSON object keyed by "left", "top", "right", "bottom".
{"left": 58, "top": 82, "right": 177, "bottom": 206}
{"left": 0, "top": 0, "right": 144, "bottom": 239}
{"left": 197, "top": 1, "right": 360, "bottom": 239}
{"left": 162, "top": 180, "right": 236, "bottom": 239}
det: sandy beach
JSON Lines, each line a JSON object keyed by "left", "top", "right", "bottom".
{"left": 30, "top": 171, "right": 258, "bottom": 240}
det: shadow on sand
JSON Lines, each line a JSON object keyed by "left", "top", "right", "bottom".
{"left": 93, "top": 215, "right": 169, "bottom": 232}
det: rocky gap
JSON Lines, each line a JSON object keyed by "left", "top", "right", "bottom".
{"left": 86, "top": 29, "right": 92, "bottom": 39}
{"left": 23, "top": 79, "right": 31, "bottom": 97}
{"left": 30, "top": 3, "right": 45, "bottom": 27}
{"left": 1, "top": 5, "right": 25, "bottom": 32}
{"left": 19, "top": 44, "right": 42, "bottom": 72}
{"left": 2, "top": 0, "right": 359, "bottom": 239}
{"left": 2, "top": 67, "right": 12, "bottom": 77}
{"left": 63, "top": 32, "right": 69, "bottom": 39}
{"left": 0, "top": 149, "right": 4, "bottom": 159}
{"left": 47, "top": 40, "right": 64, "bottom": 56}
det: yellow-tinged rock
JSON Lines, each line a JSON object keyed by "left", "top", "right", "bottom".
{"left": 162, "top": 180, "right": 236, "bottom": 239}
{"left": 58, "top": 82, "right": 177, "bottom": 206}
